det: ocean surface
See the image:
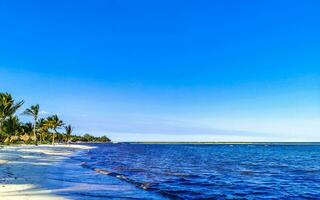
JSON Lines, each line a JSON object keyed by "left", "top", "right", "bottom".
{"left": 47, "top": 144, "right": 320, "bottom": 199}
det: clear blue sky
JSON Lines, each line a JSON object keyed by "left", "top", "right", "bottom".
{"left": 1, "top": 0, "right": 319, "bottom": 141}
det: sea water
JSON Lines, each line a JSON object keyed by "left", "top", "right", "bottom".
{"left": 47, "top": 143, "right": 320, "bottom": 199}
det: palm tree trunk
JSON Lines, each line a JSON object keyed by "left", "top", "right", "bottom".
{"left": 65, "top": 134, "right": 68, "bottom": 144}
{"left": 39, "top": 132, "right": 42, "bottom": 144}
{"left": 52, "top": 129, "right": 57, "bottom": 145}
{"left": 33, "top": 119, "right": 38, "bottom": 146}
{"left": 52, "top": 133, "right": 55, "bottom": 145}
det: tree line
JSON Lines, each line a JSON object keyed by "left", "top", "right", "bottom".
{"left": 0, "top": 92, "right": 111, "bottom": 145}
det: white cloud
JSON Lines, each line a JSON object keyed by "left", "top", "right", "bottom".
{"left": 39, "top": 110, "right": 50, "bottom": 115}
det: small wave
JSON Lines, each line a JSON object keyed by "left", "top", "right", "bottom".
{"left": 140, "top": 182, "right": 154, "bottom": 190}
{"left": 94, "top": 168, "right": 112, "bottom": 175}
{"left": 81, "top": 162, "right": 93, "bottom": 169}
{"left": 84, "top": 165, "right": 152, "bottom": 189}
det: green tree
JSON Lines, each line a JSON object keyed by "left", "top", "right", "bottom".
{"left": 0, "top": 93, "right": 111, "bottom": 144}
{"left": 83, "top": 133, "right": 94, "bottom": 142}
{"left": 23, "top": 104, "right": 39, "bottom": 145}
{"left": 0, "top": 93, "right": 24, "bottom": 128}
{"left": 99, "top": 135, "right": 111, "bottom": 142}
{"left": 21, "top": 122, "right": 33, "bottom": 135}
{"left": 0, "top": 116, "right": 21, "bottom": 144}
{"left": 46, "top": 115, "right": 64, "bottom": 144}
{"left": 38, "top": 118, "right": 49, "bottom": 143}
{"left": 64, "top": 125, "right": 73, "bottom": 143}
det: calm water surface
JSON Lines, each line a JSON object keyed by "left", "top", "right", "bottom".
{"left": 50, "top": 144, "right": 320, "bottom": 199}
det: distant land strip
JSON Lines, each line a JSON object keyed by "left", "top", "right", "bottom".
{"left": 128, "top": 142, "right": 320, "bottom": 145}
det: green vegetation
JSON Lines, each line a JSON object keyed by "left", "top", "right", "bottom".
{"left": 0, "top": 92, "right": 111, "bottom": 145}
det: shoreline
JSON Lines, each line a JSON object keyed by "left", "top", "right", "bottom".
{"left": 0, "top": 144, "right": 94, "bottom": 200}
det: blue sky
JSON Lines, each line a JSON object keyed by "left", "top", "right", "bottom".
{"left": 1, "top": 0, "right": 320, "bottom": 141}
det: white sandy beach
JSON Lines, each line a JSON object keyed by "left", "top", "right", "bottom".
{"left": 0, "top": 144, "right": 94, "bottom": 200}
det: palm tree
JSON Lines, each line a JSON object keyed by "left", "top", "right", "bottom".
{"left": 21, "top": 122, "right": 33, "bottom": 135}
{"left": 64, "top": 125, "right": 73, "bottom": 144}
{"left": 46, "top": 115, "right": 64, "bottom": 144}
{"left": 20, "top": 122, "right": 33, "bottom": 142}
{"left": 0, "top": 93, "right": 24, "bottom": 127}
{"left": 38, "top": 118, "right": 49, "bottom": 143}
{"left": 0, "top": 116, "right": 21, "bottom": 144}
{"left": 23, "top": 104, "right": 39, "bottom": 145}
{"left": 0, "top": 93, "right": 24, "bottom": 143}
